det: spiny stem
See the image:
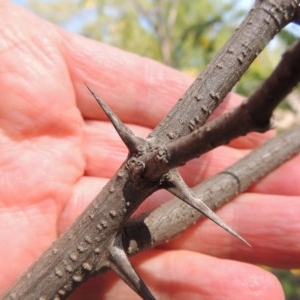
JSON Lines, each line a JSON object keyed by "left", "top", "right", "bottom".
{"left": 3, "top": 1, "right": 300, "bottom": 299}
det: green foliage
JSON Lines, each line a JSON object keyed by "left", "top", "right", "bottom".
{"left": 272, "top": 269, "right": 300, "bottom": 300}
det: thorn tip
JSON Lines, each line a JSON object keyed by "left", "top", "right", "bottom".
{"left": 109, "top": 235, "right": 156, "bottom": 300}
{"left": 165, "top": 170, "right": 251, "bottom": 247}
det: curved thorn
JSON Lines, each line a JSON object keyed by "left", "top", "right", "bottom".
{"left": 86, "top": 84, "right": 143, "bottom": 154}
{"left": 109, "top": 235, "right": 156, "bottom": 300}
{"left": 165, "top": 170, "right": 251, "bottom": 247}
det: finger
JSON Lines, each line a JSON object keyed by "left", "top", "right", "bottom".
{"left": 69, "top": 250, "right": 284, "bottom": 300}
{"left": 73, "top": 136, "right": 300, "bottom": 223}
{"left": 0, "top": 201, "right": 59, "bottom": 293}
{"left": 209, "top": 93, "right": 274, "bottom": 149}
{"left": 0, "top": 3, "right": 79, "bottom": 137}
{"left": 81, "top": 120, "right": 246, "bottom": 179}
{"left": 249, "top": 153, "right": 300, "bottom": 196}
{"left": 163, "top": 193, "right": 300, "bottom": 269}
{"left": 58, "top": 176, "right": 108, "bottom": 234}
{"left": 228, "top": 130, "right": 275, "bottom": 149}
{"left": 179, "top": 145, "right": 247, "bottom": 186}
{"left": 61, "top": 176, "right": 173, "bottom": 235}
{"left": 65, "top": 175, "right": 300, "bottom": 269}
{"left": 180, "top": 147, "right": 300, "bottom": 196}
{"left": 60, "top": 29, "right": 192, "bottom": 128}
{"left": 81, "top": 120, "right": 276, "bottom": 182}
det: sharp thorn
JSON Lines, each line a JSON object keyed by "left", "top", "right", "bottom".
{"left": 86, "top": 84, "right": 143, "bottom": 154}
{"left": 187, "top": 198, "right": 251, "bottom": 247}
{"left": 109, "top": 235, "right": 156, "bottom": 300}
{"left": 165, "top": 170, "right": 251, "bottom": 247}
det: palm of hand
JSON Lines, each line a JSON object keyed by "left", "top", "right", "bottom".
{"left": 1, "top": 3, "right": 300, "bottom": 300}
{"left": 0, "top": 5, "right": 84, "bottom": 291}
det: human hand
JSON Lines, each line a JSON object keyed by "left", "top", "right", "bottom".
{"left": 1, "top": 2, "right": 299, "bottom": 299}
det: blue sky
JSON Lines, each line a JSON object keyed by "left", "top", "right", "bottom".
{"left": 12, "top": 0, "right": 97, "bottom": 33}
{"left": 13, "top": 0, "right": 27, "bottom": 6}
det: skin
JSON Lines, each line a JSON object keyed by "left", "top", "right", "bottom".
{"left": 1, "top": 1, "right": 300, "bottom": 299}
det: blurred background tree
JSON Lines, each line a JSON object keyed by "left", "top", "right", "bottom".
{"left": 12, "top": 0, "right": 300, "bottom": 298}
{"left": 20, "top": 0, "right": 299, "bottom": 94}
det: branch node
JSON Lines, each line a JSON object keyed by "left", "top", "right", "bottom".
{"left": 126, "top": 157, "right": 146, "bottom": 182}
{"left": 109, "top": 235, "right": 156, "bottom": 300}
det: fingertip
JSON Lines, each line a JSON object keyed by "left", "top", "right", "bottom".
{"left": 138, "top": 250, "right": 285, "bottom": 300}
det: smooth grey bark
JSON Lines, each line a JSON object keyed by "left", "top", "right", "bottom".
{"left": 2, "top": 0, "right": 300, "bottom": 299}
